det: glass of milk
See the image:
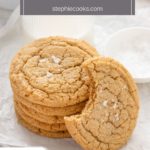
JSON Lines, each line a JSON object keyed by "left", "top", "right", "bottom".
{"left": 21, "top": 16, "right": 95, "bottom": 41}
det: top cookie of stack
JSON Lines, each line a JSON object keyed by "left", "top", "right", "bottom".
{"left": 9, "top": 36, "right": 99, "bottom": 137}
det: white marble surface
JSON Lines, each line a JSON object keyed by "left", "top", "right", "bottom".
{"left": 0, "top": 1, "right": 150, "bottom": 149}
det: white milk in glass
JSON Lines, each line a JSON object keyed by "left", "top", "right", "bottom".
{"left": 21, "top": 16, "right": 95, "bottom": 40}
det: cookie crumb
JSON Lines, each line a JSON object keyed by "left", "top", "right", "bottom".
{"left": 102, "top": 100, "right": 108, "bottom": 107}
{"left": 51, "top": 55, "right": 61, "bottom": 64}
{"left": 46, "top": 72, "right": 53, "bottom": 78}
{"left": 39, "top": 58, "right": 48, "bottom": 63}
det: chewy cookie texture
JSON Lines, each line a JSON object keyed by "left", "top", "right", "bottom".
{"left": 65, "top": 57, "right": 139, "bottom": 150}
{"left": 10, "top": 36, "right": 99, "bottom": 138}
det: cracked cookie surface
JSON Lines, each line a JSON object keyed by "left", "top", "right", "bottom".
{"left": 10, "top": 36, "right": 98, "bottom": 107}
{"left": 65, "top": 57, "right": 139, "bottom": 150}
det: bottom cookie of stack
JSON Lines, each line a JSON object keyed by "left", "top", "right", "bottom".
{"left": 17, "top": 113, "right": 71, "bottom": 138}
{"left": 14, "top": 93, "right": 86, "bottom": 138}
{"left": 15, "top": 100, "right": 71, "bottom": 138}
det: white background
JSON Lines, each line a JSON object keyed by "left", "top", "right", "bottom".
{"left": 0, "top": 0, "right": 150, "bottom": 149}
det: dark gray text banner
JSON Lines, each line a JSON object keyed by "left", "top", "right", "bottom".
{"left": 20, "top": 0, "right": 135, "bottom": 15}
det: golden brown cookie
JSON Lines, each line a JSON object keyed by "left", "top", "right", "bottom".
{"left": 10, "top": 36, "right": 99, "bottom": 107}
{"left": 14, "top": 93, "right": 86, "bottom": 116}
{"left": 15, "top": 105, "right": 67, "bottom": 132}
{"left": 17, "top": 114, "right": 71, "bottom": 138}
{"left": 65, "top": 57, "right": 140, "bottom": 150}
{"left": 15, "top": 100, "right": 64, "bottom": 124}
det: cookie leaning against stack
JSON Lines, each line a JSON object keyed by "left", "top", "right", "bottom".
{"left": 65, "top": 57, "right": 140, "bottom": 150}
{"left": 9, "top": 36, "right": 99, "bottom": 138}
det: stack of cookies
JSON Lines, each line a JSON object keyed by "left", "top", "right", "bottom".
{"left": 9, "top": 36, "right": 99, "bottom": 138}
{"left": 10, "top": 36, "right": 140, "bottom": 150}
